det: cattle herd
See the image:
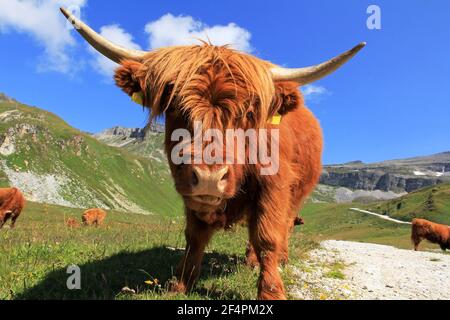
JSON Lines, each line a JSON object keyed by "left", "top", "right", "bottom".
{"left": 0, "top": 187, "right": 106, "bottom": 229}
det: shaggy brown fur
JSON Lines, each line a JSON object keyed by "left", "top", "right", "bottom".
{"left": 82, "top": 208, "right": 107, "bottom": 227}
{"left": 0, "top": 187, "right": 25, "bottom": 229}
{"left": 115, "top": 44, "right": 323, "bottom": 300}
{"left": 412, "top": 218, "right": 450, "bottom": 251}
{"left": 115, "top": 45, "right": 276, "bottom": 129}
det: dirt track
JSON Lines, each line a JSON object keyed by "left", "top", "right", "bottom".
{"left": 349, "top": 208, "right": 412, "bottom": 225}
{"left": 291, "top": 240, "right": 450, "bottom": 300}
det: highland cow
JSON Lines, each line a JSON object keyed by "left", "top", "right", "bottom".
{"left": 411, "top": 218, "right": 450, "bottom": 251}
{"left": 0, "top": 187, "right": 25, "bottom": 229}
{"left": 61, "top": 8, "right": 364, "bottom": 300}
{"left": 82, "top": 208, "right": 107, "bottom": 227}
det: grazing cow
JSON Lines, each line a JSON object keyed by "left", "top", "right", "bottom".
{"left": 66, "top": 218, "right": 80, "bottom": 228}
{"left": 411, "top": 218, "right": 450, "bottom": 251}
{"left": 82, "top": 208, "right": 107, "bottom": 227}
{"left": 0, "top": 187, "right": 25, "bottom": 229}
{"left": 61, "top": 8, "right": 364, "bottom": 300}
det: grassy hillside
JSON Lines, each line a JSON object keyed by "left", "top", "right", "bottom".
{"left": 1, "top": 201, "right": 440, "bottom": 300}
{"left": 0, "top": 96, "right": 182, "bottom": 216}
{"left": 366, "top": 183, "right": 450, "bottom": 224}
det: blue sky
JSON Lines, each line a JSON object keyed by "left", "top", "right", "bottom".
{"left": 0, "top": 0, "right": 449, "bottom": 164}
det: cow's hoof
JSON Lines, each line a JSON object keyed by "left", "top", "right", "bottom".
{"left": 258, "top": 290, "right": 287, "bottom": 300}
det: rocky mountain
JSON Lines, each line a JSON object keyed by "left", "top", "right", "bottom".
{"left": 310, "top": 184, "right": 406, "bottom": 204}
{"left": 321, "top": 153, "right": 450, "bottom": 193}
{"left": 94, "top": 124, "right": 166, "bottom": 163}
{"left": 0, "top": 93, "right": 181, "bottom": 215}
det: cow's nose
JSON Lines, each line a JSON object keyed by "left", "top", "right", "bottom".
{"left": 191, "top": 166, "right": 229, "bottom": 195}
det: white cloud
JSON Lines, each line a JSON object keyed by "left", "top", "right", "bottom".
{"left": 302, "top": 85, "right": 329, "bottom": 102}
{"left": 89, "top": 24, "right": 142, "bottom": 78}
{"left": 91, "top": 13, "right": 253, "bottom": 78}
{"left": 144, "top": 14, "right": 252, "bottom": 52}
{"left": 0, "top": 4, "right": 253, "bottom": 78}
{"left": 0, "top": 0, "right": 87, "bottom": 74}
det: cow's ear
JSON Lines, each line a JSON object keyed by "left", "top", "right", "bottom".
{"left": 272, "top": 81, "right": 304, "bottom": 115}
{"left": 114, "top": 60, "right": 146, "bottom": 96}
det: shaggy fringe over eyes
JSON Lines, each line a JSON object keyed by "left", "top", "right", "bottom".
{"left": 137, "top": 44, "right": 276, "bottom": 128}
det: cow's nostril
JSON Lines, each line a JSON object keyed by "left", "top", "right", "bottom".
{"left": 191, "top": 171, "right": 199, "bottom": 186}
{"left": 221, "top": 171, "right": 229, "bottom": 182}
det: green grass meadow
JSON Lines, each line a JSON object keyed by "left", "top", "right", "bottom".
{"left": 0, "top": 201, "right": 314, "bottom": 300}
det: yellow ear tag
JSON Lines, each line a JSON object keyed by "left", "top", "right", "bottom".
{"left": 269, "top": 113, "right": 282, "bottom": 125}
{"left": 131, "top": 91, "right": 144, "bottom": 105}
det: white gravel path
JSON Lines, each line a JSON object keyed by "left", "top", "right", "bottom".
{"left": 291, "top": 240, "right": 450, "bottom": 300}
{"left": 349, "top": 208, "right": 412, "bottom": 225}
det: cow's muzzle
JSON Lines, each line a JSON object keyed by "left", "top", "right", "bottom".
{"left": 184, "top": 166, "right": 229, "bottom": 205}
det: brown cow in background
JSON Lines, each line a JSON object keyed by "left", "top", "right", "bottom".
{"left": 0, "top": 187, "right": 25, "bottom": 229}
{"left": 61, "top": 8, "right": 364, "bottom": 300}
{"left": 82, "top": 208, "right": 107, "bottom": 227}
{"left": 411, "top": 218, "right": 450, "bottom": 251}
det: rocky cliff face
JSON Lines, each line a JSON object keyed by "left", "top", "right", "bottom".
{"left": 320, "top": 170, "right": 443, "bottom": 193}
{"left": 94, "top": 123, "right": 165, "bottom": 142}
{"left": 99, "top": 126, "right": 147, "bottom": 140}
{"left": 321, "top": 153, "right": 450, "bottom": 193}
{"left": 93, "top": 124, "right": 167, "bottom": 163}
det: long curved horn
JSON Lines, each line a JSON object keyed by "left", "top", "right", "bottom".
{"left": 270, "top": 42, "right": 366, "bottom": 85}
{"left": 60, "top": 7, "right": 147, "bottom": 63}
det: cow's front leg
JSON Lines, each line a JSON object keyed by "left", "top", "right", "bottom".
{"left": 249, "top": 209, "right": 289, "bottom": 299}
{"left": 278, "top": 234, "right": 289, "bottom": 266}
{"left": 250, "top": 228, "right": 287, "bottom": 299}
{"left": 171, "top": 211, "right": 215, "bottom": 293}
{"left": 247, "top": 242, "right": 288, "bottom": 267}
{"left": 10, "top": 212, "right": 19, "bottom": 228}
{"left": 278, "top": 216, "right": 299, "bottom": 265}
{"left": 0, "top": 211, "right": 9, "bottom": 229}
